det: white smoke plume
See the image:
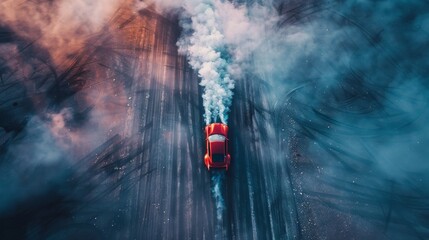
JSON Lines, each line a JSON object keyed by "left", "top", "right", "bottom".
{"left": 143, "top": 0, "right": 276, "bottom": 124}
{"left": 177, "top": 1, "right": 234, "bottom": 124}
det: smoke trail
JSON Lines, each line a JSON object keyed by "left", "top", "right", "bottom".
{"left": 211, "top": 171, "right": 226, "bottom": 238}
{"left": 174, "top": 2, "right": 231, "bottom": 232}
{"left": 177, "top": 1, "right": 234, "bottom": 124}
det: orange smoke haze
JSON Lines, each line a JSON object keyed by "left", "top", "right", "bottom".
{"left": 0, "top": 0, "right": 183, "bottom": 158}
{"left": 0, "top": 0, "right": 125, "bottom": 65}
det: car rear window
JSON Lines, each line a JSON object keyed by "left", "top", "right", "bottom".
{"left": 212, "top": 154, "right": 225, "bottom": 163}
{"left": 208, "top": 134, "right": 225, "bottom": 142}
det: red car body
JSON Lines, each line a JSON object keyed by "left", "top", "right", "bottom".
{"left": 204, "top": 123, "right": 231, "bottom": 170}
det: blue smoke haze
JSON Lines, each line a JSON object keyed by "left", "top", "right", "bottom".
{"left": 211, "top": 171, "right": 226, "bottom": 239}
{"left": 174, "top": 0, "right": 429, "bottom": 238}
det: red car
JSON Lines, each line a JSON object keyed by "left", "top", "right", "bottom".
{"left": 204, "top": 123, "right": 231, "bottom": 170}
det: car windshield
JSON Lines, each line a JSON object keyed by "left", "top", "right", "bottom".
{"left": 208, "top": 134, "right": 225, "bottom": 142}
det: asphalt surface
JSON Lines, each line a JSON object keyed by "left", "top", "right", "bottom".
{"left": 62, "top": 6, "right": 303, "bottom": 240}
{"left": 109, "top": 8, "right": 300, "bottom": 240}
